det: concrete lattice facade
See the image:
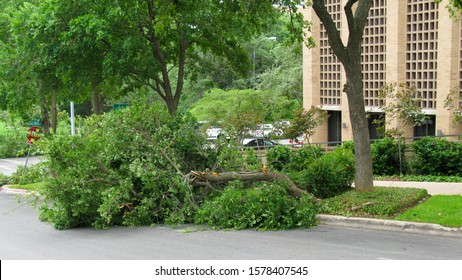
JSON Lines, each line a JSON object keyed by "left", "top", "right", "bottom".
{"left": 303, "top": 0, "right": 462, "bottom": 145}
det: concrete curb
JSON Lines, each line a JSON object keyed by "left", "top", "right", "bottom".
{"left": 317, "top": 214, "right": 462, "bottom": 238}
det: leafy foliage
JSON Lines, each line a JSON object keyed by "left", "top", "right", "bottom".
{"left": 284, "top": 107, "right": 327, "bottom": 142}
{"left": 304, "top": 147, "right": 355, "bottom": 199}
{"left": 378, "top": 83, "right": 428, "bottom": 137}
{"left": 190, "top": 88, "right": 299, "bottom": 140}
{"left": 0, "top": 130, "right": 28, "bottom": 158}
{"left": 266, "top": 145, "right": 292, "bottom": 171}
{"left": 371, "top": 138, "right": 407, "bottom": 176}
{"left": 194, "top": 181, "right": 317, "bottom": 230}
{"left": 411, "top": 137, "right": 462, "bottom": 176}
{"left": 268, "top": 144, "right": 353, "bottom": 199}
{"left": 38, "top": 102, "right": 215, "bottom": 229}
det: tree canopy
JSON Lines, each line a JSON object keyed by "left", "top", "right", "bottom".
{"left": 1, "top": 0, "right": 308, "bottom": 119}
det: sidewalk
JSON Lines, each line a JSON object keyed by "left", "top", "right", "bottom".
{"left": 373, "top": 180, "right": 462, "bottom": 195}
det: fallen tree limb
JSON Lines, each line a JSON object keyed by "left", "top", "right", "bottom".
{"left": 350, "top": 202, "right": 377, "bottom": 211}
{"left": 185, "top": 171, "right": 305, "bottom": 199}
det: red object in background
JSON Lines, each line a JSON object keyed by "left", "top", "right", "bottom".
{"left": 27, "top": 126, "right": 41, "bottom": 145}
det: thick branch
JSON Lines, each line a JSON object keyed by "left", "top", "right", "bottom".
{"left": 348, "top": 0, "right": 373, "bottom": 51}
{"left": 344, "top": 0, "right": 358, "bottom": 40}
{"left": 185, "top": 171, "right": 306, "bottom": 199}
{"left": 312, "top": 0, "right": 348, "bottom": 63}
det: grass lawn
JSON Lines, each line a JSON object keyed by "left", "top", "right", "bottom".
{"left": 395, "top": 195, "right": 462, "bottom": 228}
{"left": 317, "top": 187, "right": 430, "bottom": 219}
{"left": 5, "top": 182, "right": 44, "bottom": 192}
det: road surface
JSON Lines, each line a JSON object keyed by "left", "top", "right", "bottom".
{"left": 0, "top": 156, "right": 42, "bottom": 176}
{"left": 1, "top": 192, "right": 461, "bottom": 260}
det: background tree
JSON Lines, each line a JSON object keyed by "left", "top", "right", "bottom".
{"left": 311, "top": 0, "right": 374, "bottom": 191}
{"left": 48, "top": 0, "right": 299, "bottom": 115}
{"left": 285, "top": 107, "right": 328, "bottom": 144}
{"left": 190, "top": 88, "right": 299, "bottom": 142}
{"left": 377, "top": 82, "right": 428, "bottom": 175}
{"left": 1, "top": 0, "right": 61, "bottom": 134}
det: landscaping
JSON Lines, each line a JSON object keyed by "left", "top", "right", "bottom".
{"left": 1, "top": 103, "right": 460, "bottom": 232}
{"left": 396, "top": 195, "right": 462, "bottom": 228}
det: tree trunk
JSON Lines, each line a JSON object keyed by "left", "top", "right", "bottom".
{"left": 40, "top": 95, "right": 50, "bottom": 135}
{"left": 51, "top": 87, "right": 58, "bottom": 134}
{"left": 312, "top": 0, "right": 374, "bottom": 192}
{"left": 344, "top": 72, "right": 374, "bottom": 191}
{"left": 92, "top": 83, "right": 104, "bottom": 115}
{"left": 185, "top": 171, "right": 306, "bottom": 199}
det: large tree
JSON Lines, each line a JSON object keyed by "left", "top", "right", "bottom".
{"left": 51, "top": 0, "right": 294, "bottom": 115}
{"left": 311, "top": 0, "right": 374, "bottom": 191}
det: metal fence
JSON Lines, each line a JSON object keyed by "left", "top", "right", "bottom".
{"left": 303, "top": 134, "right": 462, "bottom": 150}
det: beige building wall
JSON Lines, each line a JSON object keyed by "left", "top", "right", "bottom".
{"left": 303, "top": 0, "right": 462, "bottom": 144}
{"left": 435, "top": 5, "right": 462, "bottom": 137}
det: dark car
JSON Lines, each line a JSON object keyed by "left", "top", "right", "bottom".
{"left": 241, "top": 137, "right": 279, "bottom": 150}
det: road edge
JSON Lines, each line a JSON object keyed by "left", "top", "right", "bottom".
{"left": 317, "top": 214, "right": 462, "bottom": 238}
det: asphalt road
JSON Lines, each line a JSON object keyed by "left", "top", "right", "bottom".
{"left": 0, "top": 156, "right": 42, "bottom": 176}
{"left": 1, "top": 193, "right": 461, "bottom": 260}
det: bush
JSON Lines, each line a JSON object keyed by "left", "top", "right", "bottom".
{"left": 10, "top": 163, "right": 48, "bottom": 185}
{"left": 0, "top": 130, "right": 29, "bottom": 158}
{"left": 411, "top": 137, "right": 462, "bottom": 176}
{"left": 304, "top": 147, "right": 355, "bottom": 199}
{"left": 371, "top": 138, "right": 406, "bottom": 176}
{"left": 285, "top": 145, "right": 323, "bottom": 172}
{"left": 38, "top": 102, "right": 215, "bottom": 229}
{"left": 194, "top": 181, "right": 317, "bottom": 230}
{"left": 266, "top": 145, "right": 292, "bottom": 171}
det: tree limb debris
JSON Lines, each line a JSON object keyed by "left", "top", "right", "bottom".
{"left": 185, "top": 171, "right": 307, "bottom": 199}
{"left": 350, "top": 202, "right": 377, "bottom": 211}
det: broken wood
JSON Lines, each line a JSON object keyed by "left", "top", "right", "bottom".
{"left": 185, "top": 171, "right": 305, "bottom": 198}
{"left": 350, "top": 202, "right": 377, "bottom": 211}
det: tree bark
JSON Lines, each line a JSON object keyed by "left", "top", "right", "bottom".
{"left": 51, "top": 87, "right": 58, "bottom": 134}
{"left": 185, "top": 171, "right": 305, "bottom": 198}
{"left": 312, "top": 0, "right": 374, "bottom": 191}
{"left": 91, "top": 82, "right": 104, "bottom": 115}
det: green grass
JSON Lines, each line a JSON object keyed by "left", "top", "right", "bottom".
{"left": 6, "top": 182, "right": 44, "bottom": 192}
{"left": 317, "top": 187, "right": 429, "bottom": 219}
{"left": 395, "top": 195, "right": 462, "bottom": 228}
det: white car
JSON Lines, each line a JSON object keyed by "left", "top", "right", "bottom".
{"left": 252, "top": 124, "right": 274, "bottom": 137}
{"left": 206, "top": 127, "right": 228, "bottom": 140}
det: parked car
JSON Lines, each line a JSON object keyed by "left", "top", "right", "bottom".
{"left": 242, "top": 137, "right": 280, "bottom": 150}
{"left": 251, "top": 124, "right": 274, "bottom": 137}
{"left": 205, "top": 127, "right": 228, "bottom": 140}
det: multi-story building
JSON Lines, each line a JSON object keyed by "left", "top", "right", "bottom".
{"left": 303, "top": 0, "right": 462, "bottom": 145}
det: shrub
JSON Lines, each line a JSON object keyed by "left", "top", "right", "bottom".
{"left": 266, "top": 145, "right": 292, "bottom": 171}
{"left": 194, "top": 181, "right": 317, "bottom": 230}
{"left": 411, "top": 137, "right": 462, "bottom": 176}
{"left": 304, "top": 147, "right": 355, "bottom": 199}
{"left": 371, "top": 138, "right": 406, "bottom": 176}
{"left": 38, "top": 102, "right": 215, "bottom": 229}
{"left": 10, "top": 163, "right": 48, "bottom": 185}
{"left": 286, "top": 145, "right": 323, "bottom": 172}
{"left": 0, "top": 130, "right": 29, "bottom": 158}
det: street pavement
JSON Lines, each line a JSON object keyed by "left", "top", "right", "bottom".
{"left": 0, "top": 192, "right": 461, "bottom": 259}
{"left": 0, "top": 156, "right": 42, "bottom": 176}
